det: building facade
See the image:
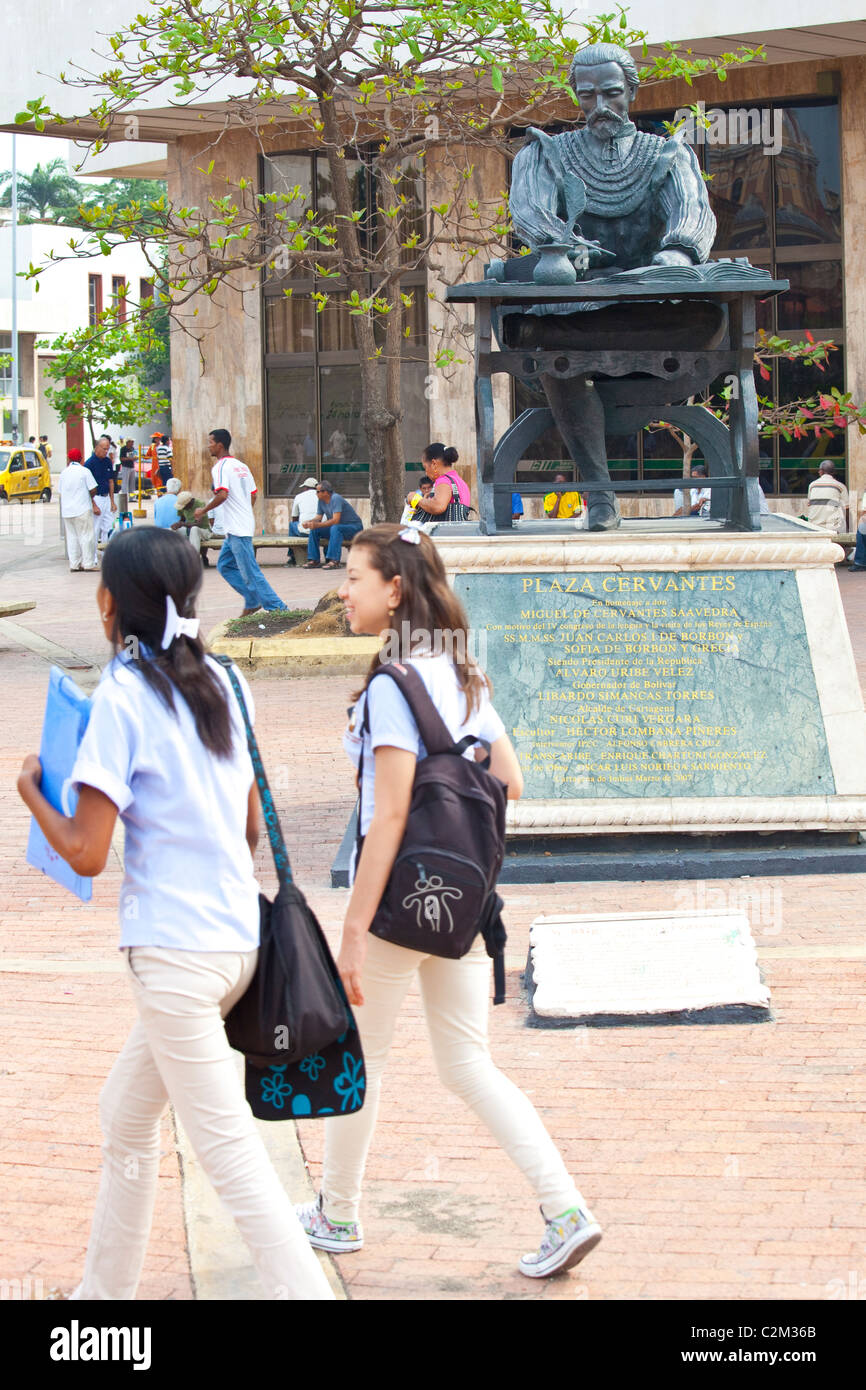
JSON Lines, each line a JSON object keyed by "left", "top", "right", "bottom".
{"left": 2, "top": 8, "right": 865, "bottom": 518}
{"left": 0, "top": 222, "right": 163, "bottom": 454}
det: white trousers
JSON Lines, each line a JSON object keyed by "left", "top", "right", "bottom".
{"left": 71, "top": 947, "right": 334, "bottom": 1301}
{"left": 322, "top": 934, "right": 584, "bottom": 1224}
{"left": 64, "top": 510, "right": 98, "bottom": 569}
{"left": 93, "top": 493, "right": 114, "bottom": 544}
{"left": 184, "top": 525, "right": 206, "bottom": 555}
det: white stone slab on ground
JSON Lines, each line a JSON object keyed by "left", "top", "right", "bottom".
{"left": 528, "top": 909, "right": 771, "bottom": 1025}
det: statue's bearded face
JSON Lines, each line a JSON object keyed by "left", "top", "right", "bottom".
{"left": 573, "top": 61, "right": 632, "bottom": 141}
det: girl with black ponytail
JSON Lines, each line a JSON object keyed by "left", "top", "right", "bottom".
{"left": 17, "top": 527, "right": 333, "bottom": 1302}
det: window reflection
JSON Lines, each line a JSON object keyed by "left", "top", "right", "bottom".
{"left": 777, "top": 350, "right": 846, "bottom": 488}
{"left": 776, "top": 260, "right": 842, "bottom": 332}
{"left": 607, "top": 434, "right": 639, "bottom": 482}
{"left": 262, "top": 155, "right": 312, "bottom": 228}
{"left": 317, "top": 295, "right": 357, "bottom": 354}
{"left": 265, "top": 296, "right": 315, "bottom": 355}
{"left": 319, "top": 366, "right": 367, "bottom": 467}
{"left": 266, "top": 366, "right": 318, "bottom": 497}
{"left": 774, "top": 107, "right": 841, "bottom": 247}
{"left": 705, "top": 141, "right": 771, "bottom": 251}
{"left": 642, "top": 425, "right": 692, "bottom": 481}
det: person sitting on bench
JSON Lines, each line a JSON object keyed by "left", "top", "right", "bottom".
{"left": 304, "top": 482, "right": 363, "bottom": 569}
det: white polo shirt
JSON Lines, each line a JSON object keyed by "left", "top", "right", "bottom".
{"left": 211, "top": 454, "right": 257, "bottom": 537}
{"left": 343, "top": 653, "right": 506, "bottom": 838}
{"left": 58, "top": 463, "right": 98, "bottom": 518}
{"left": 291, "top": 487, "right": 320, "bottom": 533}
{"left": 71, "top": 653, "right": 260, "bottom": 951}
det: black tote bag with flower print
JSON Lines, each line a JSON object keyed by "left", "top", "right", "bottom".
{"left": 216, "top": 657, "right": 366, "bottom": 1122}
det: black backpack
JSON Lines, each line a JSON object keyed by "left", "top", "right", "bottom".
{"left": 357, "top": 662, "right": 509, "bottom": 1003}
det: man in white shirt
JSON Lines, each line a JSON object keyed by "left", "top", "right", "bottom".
{"left": 672, "top": 463, "right": 711, "bottom": 518}
{"left": 195, "top": 428, "right": 285, "bottom": 615}
{"left": 285, "top": 476, "right": 319, "bottom": 567}
{"left": 58, "top": 448, "right": 100, "bottom": 571}
{"left": 806, "top": 461, "right": 848, "bottom": 535}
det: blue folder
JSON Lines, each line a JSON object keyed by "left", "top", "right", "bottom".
{"left": 26, "top": 666, "right": 93, "bottom": 901}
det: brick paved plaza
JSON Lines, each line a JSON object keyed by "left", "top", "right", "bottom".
{"left": 1, "top": 504, "right": 865, "bottom": 1301}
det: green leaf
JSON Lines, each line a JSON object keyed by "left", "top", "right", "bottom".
{"left": 490, "top": 66, "right": 504, "bottom": 94}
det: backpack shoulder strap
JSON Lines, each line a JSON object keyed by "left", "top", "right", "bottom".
{"left": 213, "top": 654, "right": 293, "bottom": 887}
{"left": 366, "top": 662, "right": 458, "bottom": 756}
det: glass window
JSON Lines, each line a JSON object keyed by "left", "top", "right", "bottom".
{"left": 777, "top": 349, "right": 846, "bottom": 490}
{"left": 112, "top": 276, "right": 127, "bottom": 323}
{"left": 776, "top": 260, "right": 842, "bottom": 333}
{"left": 317, "top": 295, "right": 357, "bottom": 354}
{"left": 265, "top": 296, "right": 315, "bottom": 355}
{"left": 401, "top": 290, "right": 427, "bottom": 354}
{"left": 399, "top": 360, "right": 432, "bottom": 466}
{"left": 263, "top": 153, "right": 312, "bottom": 211}
{"left": 606, "top": 433, "right": 639, "bottom": 483}
{"left": 641, "top": 425, "right": 690, "bottom": 481}
{"left": 512, "top": 379, "right": 568, "bottom": 464}
{"left": 316, "top": 155, "right": 367, "bottom": 250}
{"left": 393, "top": 157, "right": 426, "bottom": 266}
{"left": 263, "top": 149, "right": 427, "bottom": 495}
{"left": 705, "top": 142, "right": 771, "bottom": 251}
{"left": 88, "top": 275, "right": 102, "bottom": 327}
{"left": 266, "top": 366, "right": 318, "bottom": 497}
{"left": 319, "top": 366, "right": 367, "bottom": 468}
{"left": 774, "top": 107, "right": 841, "bottom": 247}
{"left": 316, "top": 156, "right": 365, "bottom": 216}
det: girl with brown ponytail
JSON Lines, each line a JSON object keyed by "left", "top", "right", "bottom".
{"left": 294, "top": 523, "right": 603, "bottom": 1281}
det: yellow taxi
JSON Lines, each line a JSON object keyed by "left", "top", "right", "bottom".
{"left": 0, "top": 445, "right": 52, "bottom": 503}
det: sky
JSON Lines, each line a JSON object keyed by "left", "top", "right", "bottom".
{"left": 0, "top": 131, "right": 100, "bottom": 182}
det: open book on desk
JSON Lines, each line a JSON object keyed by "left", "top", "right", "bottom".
{"left": 26, "top": 666, "right": 93, "bottom": 902}
{"left": 603, "top": 259, "right": 776, "bottom": 286}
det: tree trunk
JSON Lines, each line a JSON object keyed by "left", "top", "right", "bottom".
{"left": 378, "top": 159, "right": 408, "bottom": 523}
{"left": 318, "top": 101, "right": 403, "bottom": 524}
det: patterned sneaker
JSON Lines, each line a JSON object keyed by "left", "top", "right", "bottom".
{"left": 518, "top": 1205, "right": 602, "bottom": 1279}
{"left": 294, "top": 1192, "right": 364, "bottom": 1253}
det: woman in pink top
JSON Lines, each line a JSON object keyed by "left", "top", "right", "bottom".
{"left": 412, "top": 443, "right": 473, "bottom": 522}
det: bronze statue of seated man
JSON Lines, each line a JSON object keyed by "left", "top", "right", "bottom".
{"left": 508, "top": 41, "right": 721, "bottom": 530}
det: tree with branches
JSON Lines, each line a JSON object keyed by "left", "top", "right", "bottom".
{"left": 39, "top": 308, "right": 170, "bottom": 449}
{"left": 17, "top": 2, "right": 767, "bottom": 519}
{"left": 651, "top": 333, "right": 866, "bottom": 481}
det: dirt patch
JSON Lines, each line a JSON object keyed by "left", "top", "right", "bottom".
{"left": 224, "top": 607, "right": 311, "bottom": 637}
{"left": 281, "top": 589, "right": 350, "bottom": 640}
{"left": 222, "top": 590, "right": 350, "bottom": 641}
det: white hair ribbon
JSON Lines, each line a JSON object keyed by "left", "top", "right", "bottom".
{"left": 161, "top": 594, "right": 200, "bottom": 650}
{"left": 398, "top": 526, "right": 422, "bottom": 544}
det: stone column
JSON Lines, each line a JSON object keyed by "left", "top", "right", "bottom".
{"left": 425, "top": 141, "right": 511, "bottom": 499}
{"left": 166, "top": 132, "right": 264, "bottom": 512}
{"left": 841, "top": 56, "right": 866, "bottom": 511}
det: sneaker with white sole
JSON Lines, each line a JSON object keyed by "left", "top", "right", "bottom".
{"left": 295, "top": 1192, "right": 364, "bottom": 1253}
{"left": 518, "top": 1205, "right": 602, "bottom": 1279}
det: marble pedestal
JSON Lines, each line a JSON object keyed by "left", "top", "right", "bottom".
{"left": 438, "top": 519, "right": 866, "bottom": 837}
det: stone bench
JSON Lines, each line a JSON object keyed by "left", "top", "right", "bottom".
{"left": 201, "top": 535, "right": 309, "bottom": 555}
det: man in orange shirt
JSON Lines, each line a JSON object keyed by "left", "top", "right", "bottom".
{"left": 146, "top": 432, "right": 161, "bottom": 494}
